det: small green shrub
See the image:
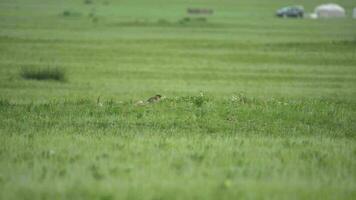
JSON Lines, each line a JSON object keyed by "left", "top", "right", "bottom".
{"left": 191, "top": 95, "right": 206, "bottom": 107}
{"left": 157, "top": 19, "right": 170, "bottom": 25}
{"left": 91, "top": 17, "right": 99, "bottom": 23}
{"left": 0, "top": 99, "right": 11, "bottom": 107}
{"left": 62, "top": 10, "right": 71, "bottom": 16}
{"left": 20, "top": 66, "right": 66, "bottom": 82}
{"left": 172, "top": 93, "right": 209, "bottom": 107}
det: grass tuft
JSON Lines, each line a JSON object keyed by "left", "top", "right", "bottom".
{"left": 0, "top": 99, "right": 11, "bottom": 107}
{"left": 20, "top": 66, "right": 66, "bottom": 82}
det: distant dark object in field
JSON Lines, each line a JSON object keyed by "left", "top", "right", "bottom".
{"left": 314, "top": 4, "right": 345, "bottom": 18}
{"left": 62, "top": 10, "right": 81, "bottom": 17}
{"left": 20, "top": 66, "right": 66, "bottom": 82}
{"left": 187, "top": 8, "right": 214, "bottom": 15}
{"left": 276, "top": 6, "right": 304, "bottom": 18}
{"left": 84, "top": 0, "right": 93, "bottom": 5}
{"left": 113, "top": 17, "right": 217, "bottom": 28}
{"left": 113, "top": 20, "right": 156, "bottom": 27}
{"left": 178, "top": 17, "right": 207, "bottom": 24}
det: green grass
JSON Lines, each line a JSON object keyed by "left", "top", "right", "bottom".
{"left": 1, "top": 97, "right": 355, "bottom": 200}
{"left": 0, "top": 0, "right": 356, "bottom": 199}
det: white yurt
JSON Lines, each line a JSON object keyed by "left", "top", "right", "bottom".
{"left": 315, "top": 3, "right": 346, "bottom": 18}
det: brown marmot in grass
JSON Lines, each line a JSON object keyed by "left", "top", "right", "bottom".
{"left": 147, "top": 94, "right": 162, "bottom": 103}
{"left": 135, "top": 94, "right": 163, "bottom": 106}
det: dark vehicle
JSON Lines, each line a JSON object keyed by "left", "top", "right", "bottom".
{"left": 276, "top": 6, "right": 304, "bottom": 18}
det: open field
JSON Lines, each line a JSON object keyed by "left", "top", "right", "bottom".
{"left": 0, "top": 0, "right": 356, "bottom": 199}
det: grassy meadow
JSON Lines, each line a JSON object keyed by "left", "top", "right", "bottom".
{"left": 0, "top": 0, "right": 356, "bottom": 199}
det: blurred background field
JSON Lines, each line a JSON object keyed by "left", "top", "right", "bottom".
{"left": 0, "top": 0, "right": 355, "bottom": 102}
{"left": 0, "top": 0, "right": 355, "bottom": 200}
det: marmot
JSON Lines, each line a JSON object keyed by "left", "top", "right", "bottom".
{"left": 147, "top": 94, "right": 162, "bottom": 103}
